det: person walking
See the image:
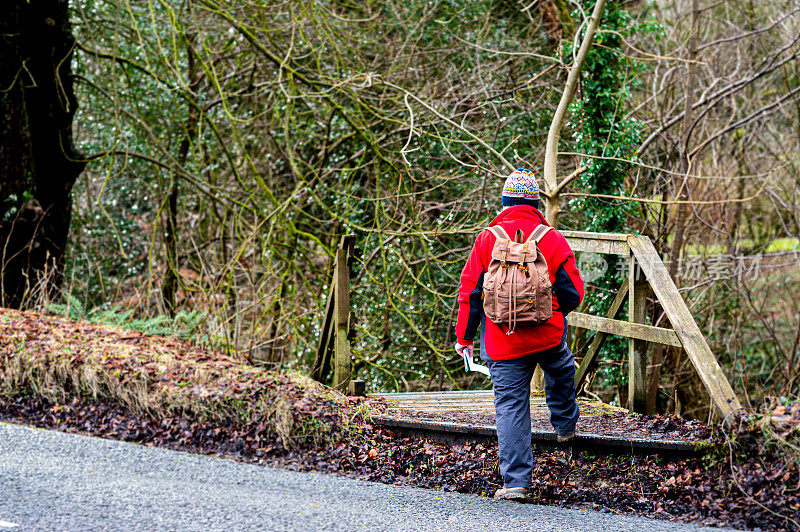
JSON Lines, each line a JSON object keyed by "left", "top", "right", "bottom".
{"left": 454, "top": 168, "right": 585, "bottom": 502}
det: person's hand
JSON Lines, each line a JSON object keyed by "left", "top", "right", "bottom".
{"left": 455, "top": 342, "right": 474, "bottom": 357}
{"left": 455, "top": 342, "right": 474, "bottom": 371}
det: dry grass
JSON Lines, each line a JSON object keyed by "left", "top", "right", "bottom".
{"left": 0, "top": 308, "right": 373, "bottom": 448}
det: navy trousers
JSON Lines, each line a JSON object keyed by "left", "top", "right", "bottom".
{"left": 480, "top": 334, "right": 580, "bottom": 488}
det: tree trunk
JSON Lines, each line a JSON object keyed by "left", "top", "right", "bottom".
{"left": 162, "top": 36, "right": 200, "bottom": 317}
{"left": 535, "top": 0, "right": 607, "bottom": 392}
{"left": 537, "top": 0, "right": 574, "bottom": 45}
{"left": 0, "top": 0, "right": 84, "bottom": 308}
{"left": 542, "top": 0, "right": 608, "bottom": 227}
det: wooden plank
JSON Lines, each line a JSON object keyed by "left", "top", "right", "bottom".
{"left": 377, "top": 390, "right": 495, "bottom": 396}
{"left": 386, "top": 404, "right": 494, "bottom": 408}
{"left": 379, "top": 394, "right": 494, "bottom": 400}
{"left": 385, "top": 402, "right": 496, "bottom": 408}
{"left": 574, "top": 281, "right": 629, "bottom": 390}
{"left": 560, "top": 230, "right": 631, "bottom": 242}
{"left": 320, "top": 314, "right": 336, "bottom": 383}
{"left": 383, "top": 398, "right": 496, "bottom": 404}
{"left": 310, "top": 277, "right": 336, "bottom": 382}
{"left": 627, "top": 235, "right": 742, "bottom": 418}
{"left": 374, "top": 417, "right": 708, "bottom": 453}
{"left": 628, "top": 255, "right": 648, "bottom": 413}
{"left": 387, "top": 410, "right": 492, "bottom": 413}
{"left": 563, "top": 234, "right": 630, "bottom": 256}
{"left": 569, "top": 313, "right": 682, "bottom": 347}
{"left": 387, "top": 404, "right": 498, "bottom": 410}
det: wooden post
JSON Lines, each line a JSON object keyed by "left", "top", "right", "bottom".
{"left": 628, "top": 255, "right": 648, "bottom": 413}
{"left": 532, "top": 367, "right": 545, "bottom": 394}
{"left": 333, "top": 242, "right": 353, "bottom": 390}
{"left": 348, "top": 379, "right": 366, "bottom": 396}
{"left": 312, "top": 235, "right": 355, "bottom": 391}
{"left": 310, "top": 279, "right": 336, "bottom": 382}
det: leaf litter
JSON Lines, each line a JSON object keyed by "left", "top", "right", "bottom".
{"left": 1, "top": 308, "right": 799, "bottom": 531}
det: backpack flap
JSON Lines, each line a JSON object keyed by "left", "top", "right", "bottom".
{"left": 483, "top": 224, "right": 554, "bottom": 333}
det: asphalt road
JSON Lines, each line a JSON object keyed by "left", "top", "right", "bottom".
{"left": 0, "top": 422, "right": 732, "bottom": 531}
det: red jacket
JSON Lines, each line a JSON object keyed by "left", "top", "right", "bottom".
{"left": 455, "top": 205, "right": 584, "bottom": 360}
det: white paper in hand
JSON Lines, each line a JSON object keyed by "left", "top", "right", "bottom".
{"left": 462, "top": 350, "right": 491, "bottom": 377}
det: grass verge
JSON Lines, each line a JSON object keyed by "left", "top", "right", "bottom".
{"left": 0, "top": 307, "right": 373, "bottom": 449}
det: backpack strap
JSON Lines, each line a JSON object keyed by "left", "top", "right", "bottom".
{"left": 487, "top": 226, "right": 513, "bottom": 275}
{"left": 486, "top": 226, "right": 511, "bottom": 241}
{"left": 526, "top": 224, "right": 553, "bottom": 244}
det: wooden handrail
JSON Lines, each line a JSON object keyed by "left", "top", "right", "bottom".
{"left": 562, "top": 231, "right": 630, "bottom": 255}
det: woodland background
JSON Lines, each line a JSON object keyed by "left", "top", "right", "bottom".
{"left": 2, "top": 0, "right": 799, "bottom": 420}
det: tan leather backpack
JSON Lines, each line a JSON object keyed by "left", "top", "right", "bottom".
{"left": 482, "top": 224, "right": 553, "bottom": 334}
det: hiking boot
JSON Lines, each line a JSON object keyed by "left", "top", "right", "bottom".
{"left": 556, "top": 430, "right": 575, "bottom": 442}
{"left": 493, "top": 487, "right": 528, "bottom": 502}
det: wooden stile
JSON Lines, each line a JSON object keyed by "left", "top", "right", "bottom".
{"left": 626, "top": 235, "right": 741, "bottom": 418}
{"left": 564, "top": 231, "right": 742, "bottom": 418}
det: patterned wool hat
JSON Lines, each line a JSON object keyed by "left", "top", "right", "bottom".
{"left": 502, "top": 168, "right": 540, "bottom": 208}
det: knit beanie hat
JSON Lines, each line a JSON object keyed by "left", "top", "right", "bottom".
{"left": 502, "top": 168, "right": 540, "bottom": 209}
